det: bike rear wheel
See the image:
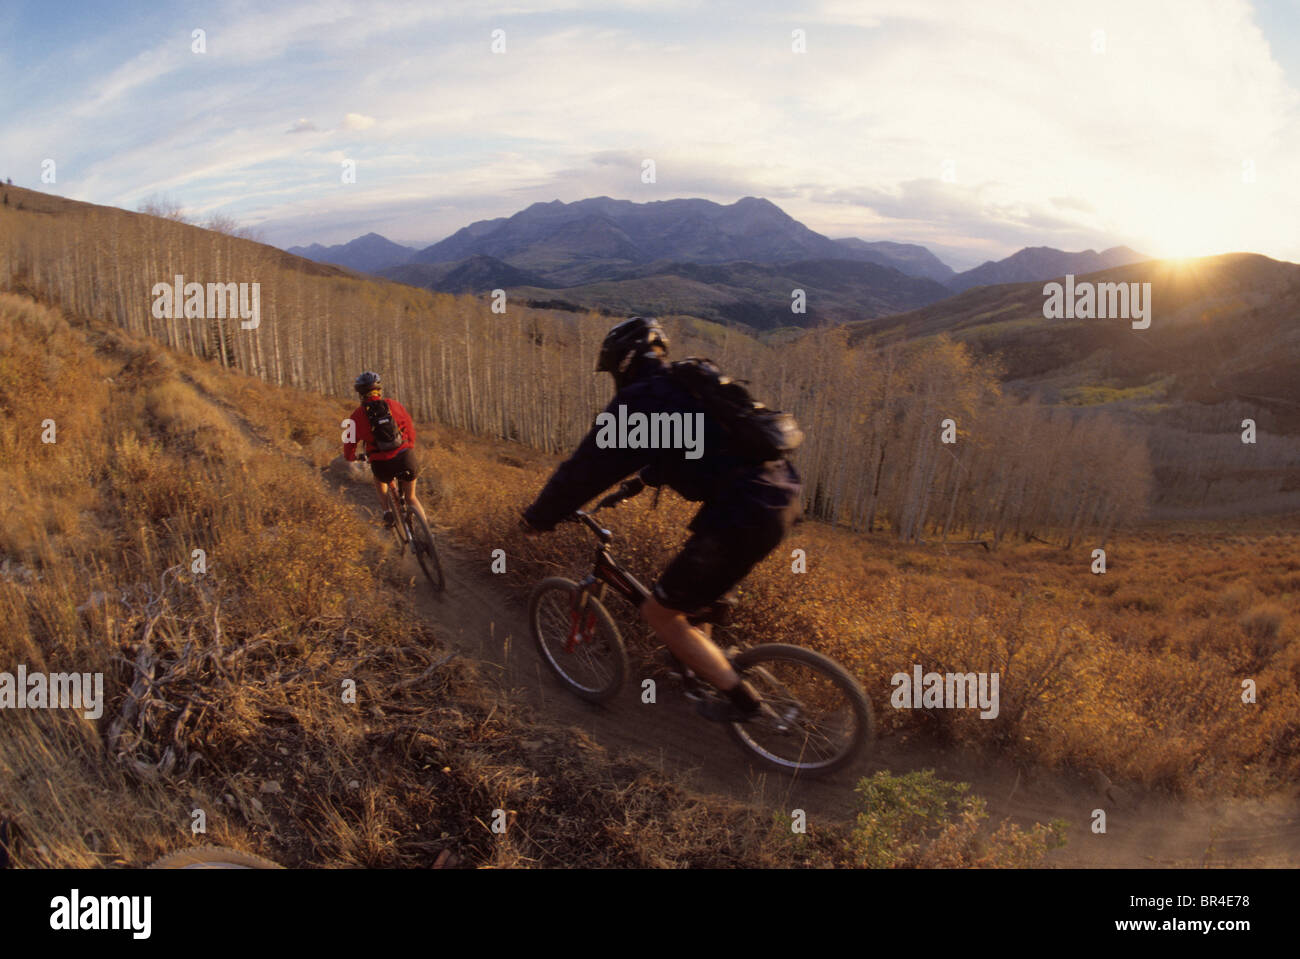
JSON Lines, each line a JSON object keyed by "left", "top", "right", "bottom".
{"left": 407, "top": 505, "right": 445, "bottom": 592}
{"left": 726, "top": 644, "right": 872, "bottom": 778}
{"left": 528, "top": 578, "right": 627, "bottom": 702}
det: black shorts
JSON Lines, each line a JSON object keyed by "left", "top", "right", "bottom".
{"left": 370, "top": 447, "right": 418, "bottom": 484}
{"left": 653, "top": 461, "right": 801, "bottom": 613}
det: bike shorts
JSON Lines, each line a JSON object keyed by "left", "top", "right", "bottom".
{"left": 653, "top": 460, "right": 801, "bottom": 614}
{"left": 370, "top": 447, "right": 418, "bottom": 484}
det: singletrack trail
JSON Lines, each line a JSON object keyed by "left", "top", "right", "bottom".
{"left": 89, "top": 319, "right": 1300, "bottom": 867}
{"left": 346, "top": 483, "right": 1300, "bottom": 867}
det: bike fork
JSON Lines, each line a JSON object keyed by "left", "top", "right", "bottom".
{"left": 564, "top": 578, "right": 603, "bottom": 653}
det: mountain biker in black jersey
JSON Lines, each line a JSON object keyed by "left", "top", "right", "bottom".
{"left": 520, "top": 317, "right": 802, "bottom": 722}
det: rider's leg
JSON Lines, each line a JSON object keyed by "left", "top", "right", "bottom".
{"left": 649, "top": 511, "right": 791, "bottom": 710}
{"left": 399, "top": 476, "right": 425, "bottom": 521}
{"left": 372, "top": 476, "right": 396, "bottom": 526}
{"left": 640, "top": 597, "right": 738, "bottom": 690}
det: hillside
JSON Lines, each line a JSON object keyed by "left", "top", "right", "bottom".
{"left": 0, "top": 184, "right": 1160, "bottom": 541}
{"left": 5, "top": 183, "right": 1297, "bottom": 520}
{"left": 3, "top": 286, "right": 1297, "bottom": 869}
{"left": 382, "top": 254, "right": 551, "bottom": 294}
{"left": 3, "top": 186, "right": 1299, "bottom": 868}
{"left": 501, "top": 257, "right": 952, "bottom": 329}
{"left": 0, "top": 289, "right": 871, "bottom": 868}
{"left": 850, "top": 254, "right": 1300, "bottom": 514}
{"left": 855, "top": 253, "right": 1300, "bottom": 419}
{"left": 834, "top": 237, "right": 957, "bottom": 283}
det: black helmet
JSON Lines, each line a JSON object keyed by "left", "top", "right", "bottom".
{"left": 354, "top": 371, "right": 381, "bottom": 395}
{"left": 596, "top": 317, "right": 668, "bottom": 377}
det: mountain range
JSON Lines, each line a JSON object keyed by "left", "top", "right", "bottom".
{"left": 284, "top": 196, "right": 1152, "bottom": 329}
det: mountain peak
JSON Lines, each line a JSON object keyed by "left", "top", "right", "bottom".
{"left": 285, "top": 232, "right": 414, "bottom": 272}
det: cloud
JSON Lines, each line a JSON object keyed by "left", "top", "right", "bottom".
{"left": 1051, "top": 196, "right": 1096, "bottom": 213}
{"left": 9, "top": 0, "right": 1296, "bottom": 265}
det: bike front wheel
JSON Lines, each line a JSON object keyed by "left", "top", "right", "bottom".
{"left": 407, "top": 506, "right": 445, "bottom": 593}
{"left": 528, "top": 578, "right": 627, "bottom": 702}
{"left": 726, "top": 644, "right": 873, "bottom": 778}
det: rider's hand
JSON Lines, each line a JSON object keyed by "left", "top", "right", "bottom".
{"left": 596, "top": 476, "right": 646, "bottom": 510}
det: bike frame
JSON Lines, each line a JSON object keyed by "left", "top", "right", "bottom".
{"left": 561, "top": 513, "right": 646, "bottom": 657}
{"left": 571, "top": 511, "right": 651, "bottom": 611}
{"left": 563, "top": 510, "right": 719, "bottom": 663}
{"left": 387, "top": 483, "right": 414, "bottom": 542}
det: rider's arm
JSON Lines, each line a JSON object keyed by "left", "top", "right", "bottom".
{"left": 523, "top": 398, "right": 655, "bottom": 531}
{"left": 638, "top": 462, "right": 665, "bottom": 488}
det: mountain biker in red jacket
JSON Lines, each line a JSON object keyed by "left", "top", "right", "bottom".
{"left": 343, "top": 371, "right": 426, "bottom": 529}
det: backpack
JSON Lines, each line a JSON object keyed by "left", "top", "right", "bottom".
{"left": 669, "top": 357, "right": 803, "bottom": 462}
{"left": 362, "top": 398, "right": 405, "bottom": 452}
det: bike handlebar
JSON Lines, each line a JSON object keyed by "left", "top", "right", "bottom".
{"left": 566, "top": 510, "right": 613, "bottom": 544}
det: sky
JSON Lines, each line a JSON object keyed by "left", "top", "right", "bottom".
{"left": 2, "top": 0, "right": 1297, "bottom": 271}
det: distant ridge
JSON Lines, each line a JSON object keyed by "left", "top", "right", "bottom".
{"left": 286, "top": 232, "right": 415, "bottom": 273}
{"left": 832, "top": 237, "right": 955, "bottom": 283}
{"left": 947, "top": 245, "right": 1149, "bottom": 293}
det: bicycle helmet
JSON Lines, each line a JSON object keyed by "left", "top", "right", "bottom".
{"left": 596, "top": 317, "right": 668, "bottom": 379}
{"left": 354, "top": 370, "right": 381, "bottom": 395}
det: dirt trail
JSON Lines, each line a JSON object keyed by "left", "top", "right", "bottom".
{"left": 384, "top": 519, "right": 1300, "bottom": 868}
{"left": 182, "top": 365, "right": 1299, "bottom": 868}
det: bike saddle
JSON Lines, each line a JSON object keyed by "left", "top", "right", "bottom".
{"left": 686, "top": 592, "right": 737, "bottom": 627}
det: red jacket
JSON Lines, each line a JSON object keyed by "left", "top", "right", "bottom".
{"left": 344, "top": 397, "right": 416, "bottom": 462}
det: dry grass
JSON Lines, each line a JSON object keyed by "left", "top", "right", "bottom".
{"left": 9, "top": 285, "right": 1267, "bottom": 869}
{"left": 430, "top": 420, "right": 1300, "bottom": 800}
{"left": 0, "top": 292, "right": 854, "bottom": 868}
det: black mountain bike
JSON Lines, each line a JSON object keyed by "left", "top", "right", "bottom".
{"left": 360, "top": 453, "right": 444, "bottom": 592}
{"left": 527, "top": 490, "right": 873, "bottom": 778}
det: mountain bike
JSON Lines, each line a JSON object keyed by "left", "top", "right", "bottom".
{"left": 360, "top": 453, "right": 444, "bottom": 592}
{"left": 526, "top": 491, "right": 873, "bottom": 778}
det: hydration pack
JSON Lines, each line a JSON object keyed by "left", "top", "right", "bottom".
{"left": 363, "top": 398, "right": 405, "bottom": 452}
{"left": 669, "top": 357, "right": 803, "bottom": 462}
